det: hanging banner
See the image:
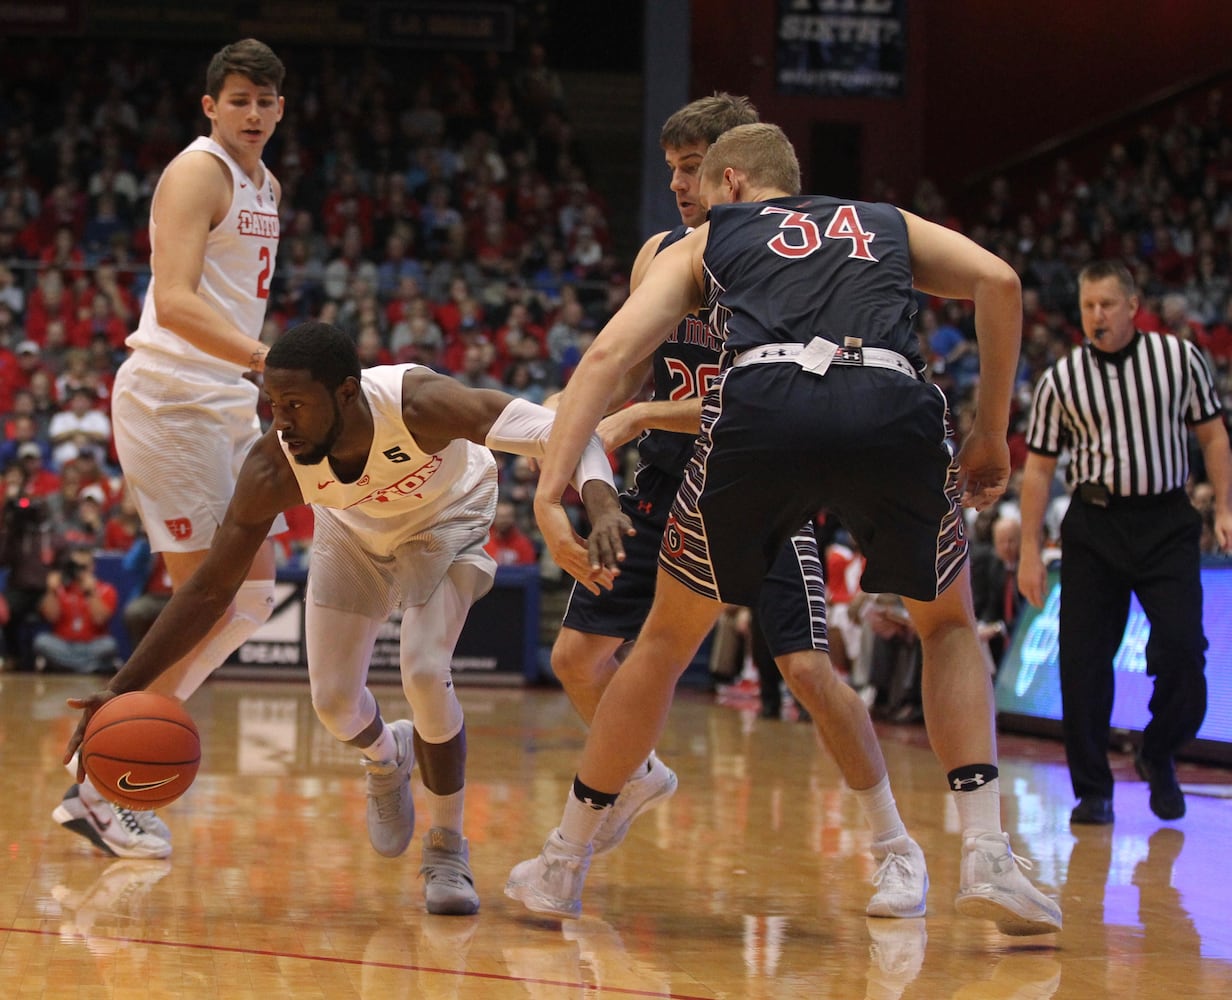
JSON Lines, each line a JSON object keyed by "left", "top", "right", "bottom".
{"left": 775, "top": 0, "right": 908, "bottom": 99}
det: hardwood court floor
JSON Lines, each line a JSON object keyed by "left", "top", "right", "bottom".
{"left": 3, "top": 672, "right": 1232, "bottom": 999}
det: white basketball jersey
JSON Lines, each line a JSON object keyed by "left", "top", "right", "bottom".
{"left": 128, "top": 136, "right": 280, "bottom": 374}
{"left": 280, "top": 364, "right": 498, "bottom": 557}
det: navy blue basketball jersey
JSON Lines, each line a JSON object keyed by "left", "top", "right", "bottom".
{"left": 639, "top": 226, "right": 725, "bottom": 475}
{"left": 704, "top": 196, "right": 924, "bottom": 370}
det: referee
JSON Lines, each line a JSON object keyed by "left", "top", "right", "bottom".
{"left": 1018, "top": 259, "right": 1232, "bottom": 826}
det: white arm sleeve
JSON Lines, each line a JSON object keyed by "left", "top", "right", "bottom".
{"left": 484, "top": 397, "right": 615, "bottom": 491}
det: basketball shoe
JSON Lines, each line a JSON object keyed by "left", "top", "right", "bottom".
{"left": 63, "top": 757, "right": 172, "bottom": 841}
{"left": 591, "top": 753, "right": 678, "bottom": 856}
{"left": 867, "top": 835, "right": 929, "bottom": 918}
{"left": 505, "top": 828, "right": 593, "bottom": 919}
{"left": 52, "top": 784, "right": 172, "bottom": 859}
{"left": 363, "top": 719, "right": 416, "bottom": 858}
{"left": 419, "top": 827, "right": 480, "bottom": 915}
{"left": 954, "top": 831, "right": 1062, "bottom": 935}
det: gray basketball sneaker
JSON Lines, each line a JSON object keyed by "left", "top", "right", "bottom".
{"left": 362, "top": 720, "right": 416, "bottom": 857}
{"left": 419, "top": 827, "right": 480, "bottom": 915}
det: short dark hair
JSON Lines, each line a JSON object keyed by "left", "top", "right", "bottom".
{"left": 266, "top": 321, "right": 361, "bottom": 392}
{"left": 1078, "top": 259, "right": 1136, "bottom": 296}
{"left": 660, "top": 92, "right": 759, "bottom": 149}
{"left": 206, "top": 38, "right": 285, "bottom": 99}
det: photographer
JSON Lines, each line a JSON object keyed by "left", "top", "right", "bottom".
{"left": 33, "top": 546, "right": 119, "bottom": 674}
{"left": 1, "top": 464, "right": 55, "bottom": 671}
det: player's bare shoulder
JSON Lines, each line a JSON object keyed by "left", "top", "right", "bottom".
{"left": 155, "top": 148, "right": 232, "bottom": 227}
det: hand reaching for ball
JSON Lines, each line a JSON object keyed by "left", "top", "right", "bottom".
{"left": 64, "top": 688, "right": 118, "bottom": 778}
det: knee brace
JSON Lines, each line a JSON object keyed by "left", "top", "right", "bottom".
{"left": 171, "top": 579, "right": 276, "bottom": 700}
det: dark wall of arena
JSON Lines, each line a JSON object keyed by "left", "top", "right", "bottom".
{"left": 692, "top": 1, "right": 1232, "bottom": 201}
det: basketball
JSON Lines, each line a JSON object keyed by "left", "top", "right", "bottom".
{"left": 80, "top": 691, "right": 201, "bottom": 810}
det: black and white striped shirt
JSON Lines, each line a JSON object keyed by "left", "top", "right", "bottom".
{"left": 1024, "top": 330, "right": 1224, "bottom": 496}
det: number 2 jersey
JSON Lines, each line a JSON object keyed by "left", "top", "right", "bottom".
{"left": 703, "top": 196, "right": 925, "bottom": 369}
{"left": 127, "top": 135, "right": 280, "bottom": 376}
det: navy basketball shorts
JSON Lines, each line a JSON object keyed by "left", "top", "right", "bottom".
{"left": 561, "top": 461, "right": 828, "bottom": 656}
{"left": 661, "top": 363, "right": 967, "bottom": 606}
{"left": 560, "top": 463, "right": 681, "bottom": 641}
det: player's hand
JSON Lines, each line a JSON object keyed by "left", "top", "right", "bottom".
{"left": 597, "top": 406, "right": 644, "bottom": 453}
{"left": 63, "top": 689, "right": 119, "bottom": 776}
{"left": 534, "top": 494, "right": 617, "bottom": 595}
{"left": 579, "top": 480, "right": 633, "bottom": 571}
{"left": 956, "top": 428, "right": 1009, "bottom": 511}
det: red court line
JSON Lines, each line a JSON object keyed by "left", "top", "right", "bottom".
{"left": 1, "top": 925, "right": 716, "bottom": 999}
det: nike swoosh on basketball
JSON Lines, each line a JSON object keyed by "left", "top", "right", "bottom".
{"left": 317, "top": 479, "right": 335, "bottom": 489}
{"left": 116, "top": 772, "right": 178, "bottom": 792}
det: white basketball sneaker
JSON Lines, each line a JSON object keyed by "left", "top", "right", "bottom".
{"left": 65, "top": 757, "right": 171, "bottom": 841}
{"left": 505, "top": 829, "right": 593, "bottom": 919}
{"left": 867, "top": 835, "right": 929, "bottom": 918}
{"left": 954, "top": 831, "right": 1062, "bottom": 936}
{"left": 52, "top": 785, "right": 172, "bottom": 860}
{"left": 591, "top": 753, "right": 678, "bottom": 856}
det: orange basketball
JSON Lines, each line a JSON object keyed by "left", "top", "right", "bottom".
{"left": 80, "top": 691, "right": 201, "bottom": 810}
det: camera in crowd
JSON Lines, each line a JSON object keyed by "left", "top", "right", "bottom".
{"left": 59, "top": 551, "right": 90, "bottom": 580}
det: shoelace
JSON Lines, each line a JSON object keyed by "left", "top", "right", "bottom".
{"left": 115, "top": 806, "right": 146, "bottom": 837}
{"left": 871, "top": 851, "right": 916, "bottom": 891}
{"left": 373, "top": 784, "right": 406, "bottom": 821}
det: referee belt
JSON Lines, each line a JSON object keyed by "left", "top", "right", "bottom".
{"left": 731, "top": 337, "right": 920, "bottom": 380}
{"left": 1075, "top": 484, "right": 1186, "bottom": 509}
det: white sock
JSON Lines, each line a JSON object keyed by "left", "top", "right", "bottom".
{"left": 852, "top": 774, "right": 908, "bottom": 845}
{"left": 559, "top": 787, "right": 609, "bottom": 848}
{"left": 423, "top": 787, "right": 465, "bottom": 834}
{"left": 359, "top": 725, "right": 398, "bottom": 764}
{"left": 953, "top": 777, "right": 1003, "bottom": 837}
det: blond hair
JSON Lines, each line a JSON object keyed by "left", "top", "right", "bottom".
{"left": 700, "top": 123, "right": 801, "bottom": 195}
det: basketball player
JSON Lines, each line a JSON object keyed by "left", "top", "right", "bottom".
{"left": 544, "top": 94, "right": 928, "bottom": 918}
{"left": 63, "top": 320, "right": 626, "bottom": 915}
{"left": 54, "top": 39, "right": 287, "bottom": 860}
{"left": 509, "top": 124, "right": 1062, "bottom": 936}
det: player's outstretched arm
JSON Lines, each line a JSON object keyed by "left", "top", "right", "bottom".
{"left": 63, "top": 432, "right": 300, "bottom": 768}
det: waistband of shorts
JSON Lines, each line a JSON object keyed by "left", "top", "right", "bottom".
{"left": 122, "top": 347, "right": 253, "bottom": 385}
{"left": 731, "top": 340, "right": 920, "bottom": 380}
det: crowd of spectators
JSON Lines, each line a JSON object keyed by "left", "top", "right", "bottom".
{"left": 0, "top": 33, "right": 1230, "bottom": 671}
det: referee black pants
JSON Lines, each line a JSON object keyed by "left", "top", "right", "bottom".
{"left": 1058, "top": 491, "right": 1207, "bottom": 800}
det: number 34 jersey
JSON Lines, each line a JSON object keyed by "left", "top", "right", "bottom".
{"left": 278, "top": 364, "right": 497, "bottom": 558}
{"left": 703, "top": 195, "right": 925, "bottom": 369}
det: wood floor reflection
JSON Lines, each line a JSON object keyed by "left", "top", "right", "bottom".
{"left": 3, "top": 672, "right": 1232, "bottom": 998}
